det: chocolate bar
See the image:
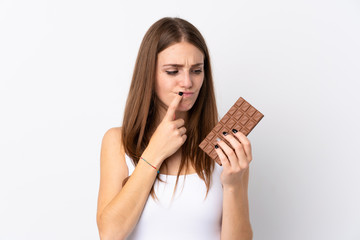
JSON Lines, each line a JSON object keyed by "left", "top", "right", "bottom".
{"left": 199, "top": 97, "right": 264, "bottom": 165}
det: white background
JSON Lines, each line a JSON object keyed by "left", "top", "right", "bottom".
{"left": 1, "top": 0, "right": 360, "bottom": 239}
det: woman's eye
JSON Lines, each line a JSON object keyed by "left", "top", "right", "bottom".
{"left": 193, "top": 69, "right": 203, "bottom": 74}
{"left": 166, "top": 70, "right": 178, "bottom": 75}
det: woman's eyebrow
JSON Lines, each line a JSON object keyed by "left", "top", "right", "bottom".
{"left": 162, "top": 63, "right": 204, "bottom": 67}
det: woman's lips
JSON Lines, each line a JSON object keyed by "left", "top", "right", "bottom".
{"left": 182, "top": 92, "right": 194, "bottom": 98}
{"left": 176, "top": 91, "right": 194, "bottom": 98}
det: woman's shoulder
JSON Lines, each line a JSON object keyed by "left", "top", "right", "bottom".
{"left": 100, "top": 126, "right": 128, "bottom": 174}
{"left": 101, "top": 126, "right": 125, "bottom": 160}
{"left": 104, "top": 126, "right": 122, "bottom": 137}
{"left": 102, "top": 127, "right": 122, "bottom": 145}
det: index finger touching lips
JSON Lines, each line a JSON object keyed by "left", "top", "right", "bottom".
{"left": 165, "top": 92, "right": 183, "bottom": 121}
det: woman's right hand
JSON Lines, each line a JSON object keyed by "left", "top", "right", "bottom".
{"left": 143, "top": 93, "right": 187, "bottom": 164}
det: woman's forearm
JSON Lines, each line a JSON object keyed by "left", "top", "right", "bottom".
{"left": 98, "top": 153, "right": 162, "bottom": 240}
{"left": 221, "top": 169, "right": 253, "bottom": 240}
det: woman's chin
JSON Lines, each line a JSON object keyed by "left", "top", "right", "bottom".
{"left": 177, "top": 103, "right": 194, "bottom": 112}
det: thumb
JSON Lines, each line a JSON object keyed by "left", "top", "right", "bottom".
{"left": 164, "top": 92, "right": 183, "bottom": 121}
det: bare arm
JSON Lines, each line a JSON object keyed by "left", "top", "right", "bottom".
{"left": 214, "top": 131, "right": 254, "bottom": 240}
{"left": 96, "top": 127, "right": 163, "bottom": 240}
{"left": 96, "top": 93, "right": 185, "bottom": 240}
{"left": 221, "top": 168, "right": 253, "bottom": 240}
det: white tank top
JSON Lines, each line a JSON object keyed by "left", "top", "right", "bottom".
{"left": 124, "top": 154, "right": 224, "bottom": 240}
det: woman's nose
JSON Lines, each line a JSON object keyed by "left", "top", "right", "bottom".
{"left": 179, "top": 72, "right": 193, "bottom": 89}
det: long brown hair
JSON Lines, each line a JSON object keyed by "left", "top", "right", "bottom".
{"left": 121, "top": 17, "right": 218, "bottom": 201}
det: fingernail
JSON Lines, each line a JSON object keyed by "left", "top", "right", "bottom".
{"left": 215, "top": 144, "right": 219, "bottom": 149}
{"left": 178, "top": 91, "right": 183, "bottom": 96}
{"left": 232, "top": 129, "right": 238, "bottom": 133}
{"left": 222, "top": 131, "right": 228, "bottom": 136}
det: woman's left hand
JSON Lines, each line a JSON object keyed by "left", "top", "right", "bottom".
{"left": 214, "top": 129, "right": 252, "bottom": 189}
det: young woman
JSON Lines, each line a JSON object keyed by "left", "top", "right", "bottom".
{"left": 96, "top": 17, "right": 253, "bottom": 240}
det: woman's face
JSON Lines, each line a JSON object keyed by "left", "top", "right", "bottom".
{"left": 155, "top": 41, "right": 204, "bottom": 113}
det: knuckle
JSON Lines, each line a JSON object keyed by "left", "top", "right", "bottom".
{"left": 240, "top": 162, "right": 249, "bottom": 169}
{"left": 170, "top": 123, "right": 177, "bottom": 130}
{"left": 234, "top": 143, "right": 242, "bottom": 149}
{"left": 228, "top": 151, "right": 236, "bottom": 158}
